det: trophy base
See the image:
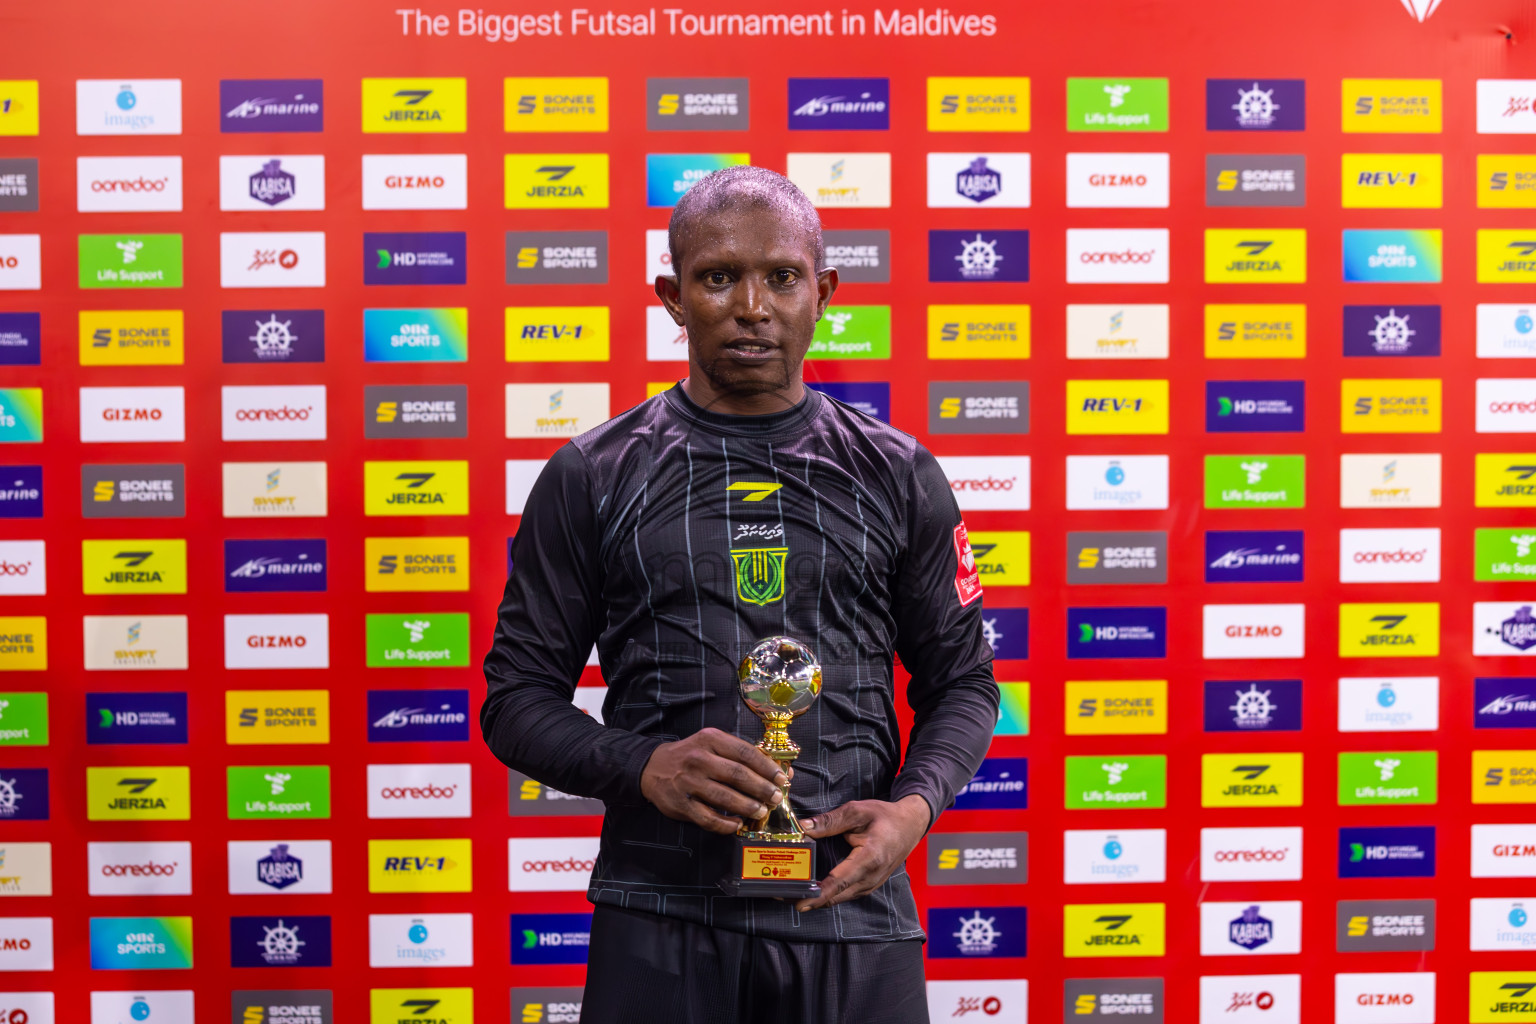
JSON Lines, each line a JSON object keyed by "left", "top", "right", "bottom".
{"left": 718, "top": 838, "right": 821, "bottom": 899}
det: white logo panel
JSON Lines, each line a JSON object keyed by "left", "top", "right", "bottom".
{"left": 367, "top": 763, "right": 472, "bottom": 820}
{"left": 1338, "top": 528, "right": 1441, "bottom": 583}
{"left": 647, "top": 305, "right": 688, "bottom": 362}
{"left": 1473, "top": 824, "right": 1536, "bottom": 877}
{"left": 1479, "top": 304, "right": 1536, "bottom": 358}
{"left": 76, "top": 80, "right": 182, "bottom": 136}
{"left": 507, "top": 837, "right": 601, "bottom": 892}
{"left": 935, "top": 456, "right": 1030, "bottom": 511}
{"left": 1203, "top": 604, "right": 1306, "bottom": 659}
{"left": 219, "top": 231, "right": 326, "bottom": 289}
{"left": 1065, "top": 304, "right": 1170, "bottom": 360}
{"left": 504, "top": 383, "right": 610, "bottom": 439}
{"left": 1200, "top": 901, "right": 1302, "bottom": 956}
{"left": 1066, "top": 228, "right": 1170, "bottom": 284}
{"left": 925, "top": 152, "right": 1031, "bottom": 208}
{"left": 0, "top": 918, "right": 52, "bottom": 971}
{"left": 87, "top": 841, "right": 193, "bottom": 896}
{"left": 0, "top": 542, "right": 44, "bottom": 596}
{"left": 0, "top": 236, "right": 40, "bottom": 292}
{"left": 784, "top": 153, "right": 892, "bottom": 208}
{"left": 227, "top": 839, "right": 333, "bottom": 894}
{"left": 1477, "top": 378, "right": 1536, "bottom": 433}
{"left": 219, "top": 155, "right": 326, "bottom": 211}
{"left": 223, "top": 613, "right": 330, "bottom": 669}
{"left": 77, "top": 157, "right": 183, "bottom": 212}
{"left": 368, "top": 912, "right": 473, "bottom": 968}
{"left": 361, "top": 153, "right": 468, "bottom": 210}
{"left": 925, "top": 980, "right": 1029, "bottom": 1023}
{"left": 1479, "top": 80, "right": 1536, "bottom": 134}
{"left": 1333, "top": 972, "right": 1435, "bottom": 1024}
{"left": 1471, "top": 897, "right": 1536, "bottom": 950}
{"left": 1200, "top": 974, "right": 1301, "bottom": 1024}
{"left": 1065, "top": 152, "right": 1170, "bottom": 208}
{"left": 221, "top": 385, "right": 327, "bottom": 442}
{"left": 505, "top": 459, "right": 547, "bottom": 516}
{"left": 1338, "top": 677, "right": 1439, "bottom": 733}
{"left": 0, "top": 843, "right": 51, "bottom": 896}
{"left": 1201, "top": 827, "right": 1303, "bottom": 882}
{"left": 79, "top": 386, "right": 186, "bottom": 443}
{"left": 1066, "top": 455, "right": 1170, "bottom": 510}
{"left": 1062, "top": 828, "right": 1166, "bottom": 884}
{"left": 91, "top": 991, "right": 192, "bottom": 1024}
{"left": 1339, "top": 454, "right": 1442, "bottom": 509}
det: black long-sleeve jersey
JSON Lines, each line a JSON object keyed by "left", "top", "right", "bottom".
{"left": 482, "top": 384, "right": 1000, "bottom": 943}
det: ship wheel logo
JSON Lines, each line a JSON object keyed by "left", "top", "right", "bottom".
{"left": 1230, "top": 684, "right": 1276, "bottom": 728}
{"left": 1370, "top": 309, "right": 1415, "bottom": 353}
{"left": 1233, "top": 83, "right": 1279, "bottom": 127}
{"left": 954, "top": 234, "right": 1003, "bottom": 279}
{"left": 250, "top": 315, "right": 295, "bottom": 357}
{"left": 953, "top": 911, "right": 1001, "bottom": 954}
{"left": 258, "top": 919, "right": 306, "bottom": 964}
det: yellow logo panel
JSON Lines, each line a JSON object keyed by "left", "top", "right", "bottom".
{"left": 1065, "top": 681, "right": 1167, "bottom": 736}
{"left": 366, "top": 536, "right": 470, "bottom": 592}
{"left": 373, "top": 989, "right": 474, "bottom": 1024}
{"left": 647, "top": 381, "right": 676, "bottom": 399}
{"left": 926, "top": 305, "right": 1030, "bottom": 360}
{"left": 504, "top": 154, "right": 610, "bottom": 209}
{"left": 1340, "top": 379, "right": 1441, "bottom": 434}
{"left": 0, "top": 81, "right": 39, "bottom": 136}
{"left": 504, "top": 77, "right": 608, "bottom": 132}
{"left": 1065, "top": 380, "right": 1169, "bottom": 435}
{"left": 1475, "top": 750, "right": 1536, "bottom": 804}
{"left": 225, "top": 690, "right": 331, "bottom": 745}
{"left": 369, "top": 838, "right": 474, "bottom": 893}
{"left": 362, "top": 78, "right": 467, "bottom": 133}
{"left": 1476, "top": 453, "right": 1536, "bottom": 507}
{"left": 926, "top": 77, "right": 1030, "bottom": 132}
{"left": 82, "top": 538, "right": 187, "bottom": 595}
{"left": 1340, "top": 153, "right": 1442, "bottom": 208}
{"left": 78, "top": 310, "right": 185, "bottom": 366}
{"left": 505, "top": 307, "right": 610, "bottom": 362}
{"left": 87, "top": 765, "right": 191, "bottom": 821}
{"left": 1204, "top": 229, "right": 1307, "bottom": 283}
{"left": 364, "top": 460, "right": 469, "bottom": 517}
{"left": 967, "top": 530, "right": 1029, "bottom": 586}
{"left": 1479, "top": 229, "right": 1536, "bottom": 283}
{"left": 0, "top": 616, "right": 46, "bottom": 670}
{"left": 1338, "top": 602, "right": 1440, "bottom": 657}
{"left": 1203, "top": 304, "right": 1306, "bottom": 358}
{"left": 1201, "top": 752, "right": 1303, "bottom": 807}
{"left": 1063, "top": 903, "right": 1165, "bottom": 958}
{"left": 1341, "top": 79, "right": 1442, "bottom": 133}
{"left": 1470, "top": 971, "right": 1536, "bottom": 1022}
{"left": 1479, "top": 155, "right": 1536, "bottom": 209}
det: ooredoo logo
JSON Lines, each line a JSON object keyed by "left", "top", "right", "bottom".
{"left": 507, "top": 836, "right": 602, "bottom": 892}
{"left": 76, "top": 156, "right": 183, "bottom": 213}
{"left": 86, "top": 841, "right": 193, "bottom": 895}
{"left": 367, "top": 763, "right": 471, "bottom": 819}
{"left": 222, "top": 385, "right": 326, "bottom": 441}
{"left": 1201, "top": 827, "right": 1303, "bottom": 881}
{"left": 1339, "top": 528, "right": 1441, "bottom": 583}
{"left": 935, "top": 456, "right": 1030, "bottom": 511}
{"left": 1479, "top": 379, "right": 1536, "bottom": 433}
{"left": 78, "top": 386, "right": 185, "bottom": 443}
{"left": 0, "top": 541, "right": 43, "bottom": 596}
{"left": 1066, "top": 229, "right": 1170, "bottom": 283}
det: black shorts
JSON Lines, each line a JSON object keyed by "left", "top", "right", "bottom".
{"left": 580, "top": 903, "right": 931, "bottom": 1024}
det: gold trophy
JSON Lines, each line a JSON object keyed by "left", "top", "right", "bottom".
{"left": 718, "top": 636, "right": 823, "bottom": 898}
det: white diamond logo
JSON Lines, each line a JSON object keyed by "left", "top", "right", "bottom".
{"left": 1400, "top": 0, "right": 1443, "bottom": 21}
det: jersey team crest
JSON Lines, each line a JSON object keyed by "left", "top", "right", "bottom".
{"left": 731, "top": 547, "right": 789, "bottom": 605}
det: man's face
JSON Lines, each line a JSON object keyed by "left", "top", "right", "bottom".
{"left": 657, "top": 203, "right": 836, "bottom": 405}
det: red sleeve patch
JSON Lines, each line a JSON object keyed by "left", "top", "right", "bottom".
{"left": 953, "top": 522, "right": 983, "bottom": 607}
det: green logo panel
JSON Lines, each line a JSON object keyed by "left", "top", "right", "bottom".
{"left": 365, "top": 612, "right": 471, "bottom": 667}
{"left": 79, "top": 234, "right": 184, "bottom": 289}
{"left": 1204, "top": 455, "right": 1306, "bottom": 509}
{"left": 809, "top": 306, "right": 891, "bottom": 359}
{"left": 1067, "top": 78, "right": 1170, "bottom": 131}
{"left": 1475, "top": 528, "right": 1536, "bottom": 581}
{"left": 227, "top": 764, "right": 331, "bottom": 819}
{"left": 1065, "top": 754, "right": 1167, "bottom": 809}
{"left": 0, "top": 692, "right": 47, "bottom": 745}
{"left": 1338, "top": 751, "right": 1437, "bottom": 805}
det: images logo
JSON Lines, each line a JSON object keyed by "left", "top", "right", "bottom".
{"left": 1204, "top": 230, "right": 1307, "bottom": 283}
{"left": 1344, "top": 229, "right": 1443, "bottom": 283}
{"left": 504, "top": 76, "right": 607, "bottom": 131}
{"left": 369, "top": 912, "right": 474, "bottom": 968}
{"left": 88, "top": 916, "right": 193, "bottom": 969}
{"left": 1339, "top": 603, "right": 1440, "bottom": 657}
{"left": 646, "top": 77, "right": 750, "bottom": 130}
{"left": 953, "top": 758, "right": 1028, "bottom": 810}
{"left": 1339, "top": 826, "right": 1436, "bottom": 878}
{"left": 1064, "top": 755, "right": 1166, "bottom": 809}
{"left": 1066, "top": 455, "right": 1169, "bottom": 511}
{"left": 1206, "top": 381, "right": 1305, "bottom": 433}
{"left": 86, "top": 692, "right": 187, "bottom": 745}
{"left": 1206, "top": 154, "right": 1307, "bottom": 208}
{"left": 1343, "top": 78, "right": 1442, "bottom": 132}
{"left": 86, "top": 766, "right": 189, "bottom": 821}
{"left": 1068, "top": 607, "right": 1166, "bottom": 659}
{"left": 78, "top": 234, "right": 183, "bottom": 289}
{"left": 645, "top": 153, "right": 750, "bottom": 207}
{"left": 1201, "top": 753, "right": 1303, "bottom": 807}
{"left": 361, "top": 78, "right": 467, "bottom": 133}
{"left": 225, "top": 539, "right": 327, "bottom": 593}
{"left": 926, "top": 304, "right": 1030, "bottom": 359}
{"left": 1204, "top": 530, "right": 1305, "bottom": 583}
{"left": 1062, "top": 828, "right": 1167, "bottom": 884}
{"left": 1207, "top": 79, "right": 1305, "bottom": 130}
{"left": 1343, "top": 305, "right": 1441, "bottom": 357}
{"left": 1067, "top": 78, "right": 1168, "bottom": 131}
{"left": 504, "top": 154, "right": 612, "bottom": 210}
{"left": 505, "top": 230, "right": 608, "bottom": 284}
{"left": 365, "top": 232, "right": 466, "bottom": 286}
{"left": 221, "top": 309, "right": 324, "bottom": 364}
{"left": 220, "top": 79, "right": 323, "bottom": 132}
{"left": 1065, "top": 380, "right": 1169, "bottom": 435}
{"left": 926, "top": 906, "right": 1029, "bottom": 959}
{"left": 366, "top": 689, "right": 471, "bottom": 742}
{"left": 928, "top": 230, "right": 1029, "bottom": 282}
{"left": 1063, "top": 903, "right": 1166, "bottom": 958}
{"left": 788, "top": 77, "right": 889, "bottom": 130}
{"left": 75, "top": 80, "right": 182, "bottom": 136}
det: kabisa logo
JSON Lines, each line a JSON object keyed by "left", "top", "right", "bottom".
{"left": 1343, "top": 305, "right": 1441, "bottom": 357}
{"left": 1206, "top": 381, "right": 1305, "bottom": 433}
{"left": 365, "top": 232, "right": 467, "bottom": 286}
{"left": 510, "top": 913, "right": 594, "bottom": 965}
{"left": 0, "top": 467, "right": 40, "bottom": 521}
{"left": 366, "top": 385, "right": 467, "bottom": 440}
{"left": 1476, "top": 679, "right": 1536, "bottom": 728}
{"left": 925, "top": 906, "right": 1028, "bottom": 959}
{"left": 504, "top": 230, "right": 608, "bottom": 284}
{"left": 1204, "top": 530, "right": 1305, "bottom": 583}
{"left": 367, "top": 689, "right": 471, "bottom": 743}
{"left": 361, "top": 78, "right": 468, "bottom": 133}
{"left": 1203, "top": 679, "right": 1303, "bottom": 732}
{"left": 230, "top": 915, "right": 331, "bottom": 968}
{"left": 505, "top": 154, "right": 612, "bottom": 209}
{"left": 85, "top": 692, "right": 187, "bottom": 745}
{"left": 221, "top": 79, "right": 323, "bottom": 132}
{"left": 787, "top": 77, "right": 889, "bottom": 130}
{"left": 88, "top": 915, "right": 193, "bottom": 969}
{"left": 0, "top": 768, "right": 47, "bottom": 820}
{"left": 1344, "top": 229, "right": 1444, "bottom": 283}
{"left": 928, "top": 229, "right": 1029, "bottom": 282}
{"left": 1206, "top": 79, "right": 1305, "bottom": 130}
{"left": 925, "top": 152, "right": 1026, "bottom": 208}
{"left": 224, "top": 539, "right": 326, "bottom": 593}
{"left": 1063, "top": 903, "right": 1166, "bottom": 958}
{"left": 1068, "top": 607, "right": 1166, "bottom": 659}
{"left": 646, "top": 77, "right": 750, "bottom": 130}
{"left": 257, "top": 843, "right": 304, "bottom": 890}
{"left": 1340, "top": 826, "right": 1436, "bottom": 878}
{"left": 1197, "top": 901, "right": 1302, "bottom": 956}
{"left": 221, "top": 309, "right": 325, "bottom": 364}
{"left": 953, "top": 758, "right": 1027, "bottom": 810}
{"left": 1477, "top": 603, "right": 1536, "bottom": 655}
{"left": 1230, "top": 906, "right": 1274, "bottom": 950}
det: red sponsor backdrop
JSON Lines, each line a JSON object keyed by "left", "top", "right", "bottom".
{"left": 4, "top": 0, "right": 1536, "bottom": 1019}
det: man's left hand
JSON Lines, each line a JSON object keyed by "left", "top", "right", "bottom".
{"left": 793, "top": 794, "right": 932, "bottom": 913}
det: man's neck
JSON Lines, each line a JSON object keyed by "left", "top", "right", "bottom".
{"left": 680, "top": 376, "right": 806, "bottom": 416}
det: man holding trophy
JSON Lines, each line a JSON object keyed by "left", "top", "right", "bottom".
{"left": 483, "top": 166, "right": 1001, "bottom": 1022}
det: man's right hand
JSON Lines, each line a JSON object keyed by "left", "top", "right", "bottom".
{"left": 640, "top": 727, "right": 787, "bottom": 835}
